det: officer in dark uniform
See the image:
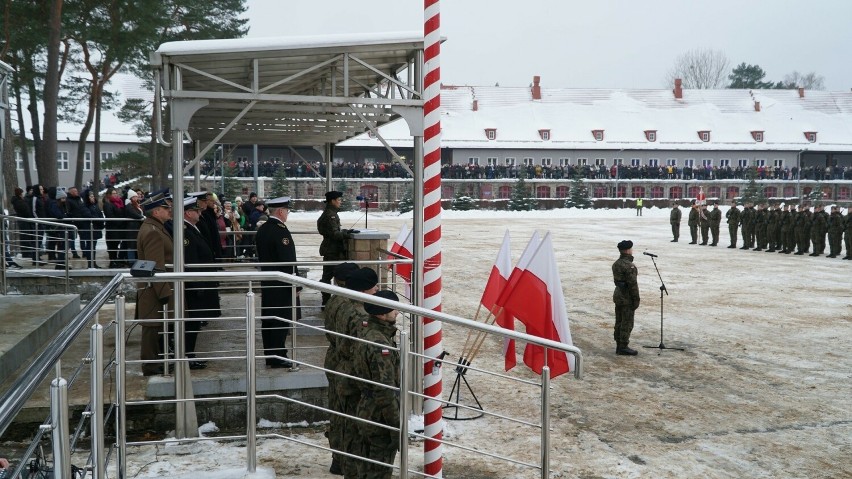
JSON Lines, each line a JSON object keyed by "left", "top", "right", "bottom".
{"left": 317, "top": 190, "right": 354, "bottom": 307}
{"left": 189, "top": 191, "right": 223, "bottom": 259}
{"left": 255, "top": 196, "right": 300, "bottom": 368}
{"left": 611, "top": 240, "right": 639, "bottom": 356}
{"left": 182, "top": 196, "right": 220, "bottom": 369}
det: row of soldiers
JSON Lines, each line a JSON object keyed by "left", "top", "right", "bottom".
{"left": 671, "top": 200, "right": 852, "bottom": 258}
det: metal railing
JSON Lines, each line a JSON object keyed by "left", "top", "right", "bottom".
{"left": 0, "top": 268, "right": 582, "bottom": 479}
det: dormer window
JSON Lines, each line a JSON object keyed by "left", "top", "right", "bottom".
{"left": 645, "top": 130, "right": 657, "bottom": 142}
{"left": 592, "top": 129, "right": 604, "bottom": 141}
{"left": 485, "top": 128, "right": 497, "bottom": 140}
{"left": 751, "top": 131, "right": 764, "bottom": 142}
{"left": 804, "top": 131, "right": 817, "bottom": 143}
{"left": 539, "top": 129, "right": 551, "bottom": 141}
{"left": 698, "top": 130, "right": 710, "bottom": 142}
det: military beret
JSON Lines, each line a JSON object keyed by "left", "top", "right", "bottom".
{"left": 617, "top": 240, "right": 633, "bottom": 251}
{"left": 325, "top": 191, "right": 343, "bottom": 202}
{"left": 266, "top": 196, "right": 291, "bottom": 208}
{"left": 364, "top": 289, "right": 400, "bottom": 316}
{"left": 333, "top": 262, "right": 360, "bottom": 282}
{"left": 346, "top": 267, "right": 379, "bottom": 291}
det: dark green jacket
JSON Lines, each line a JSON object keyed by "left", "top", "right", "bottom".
{"left": 726, "top": 206, "right": 741, "bottom": 226}
{"left": 353, "top": 316, "right": 400, "bottom": 429}
{"left": 612, "top": 253, "right": 639, "bottom": 309}
{"left": 317, "top": 204, "right": 349, "bottom": 259}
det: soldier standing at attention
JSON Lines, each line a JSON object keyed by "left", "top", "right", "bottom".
{"left": 688, "top": 201, "right": 699, "bottom": 244}
{"left": 781, "top": 204, "right": 797, "bottom": 254}
{"left": 827, "top": 206, "right": 844, "bottom": 258}
{"left": 708, "top": 202, "right": 722, "bottom": 246}
{"left": 321, "top": 262, "right": 360, "bottom": 475}
{"left": 353, "top": 289, "right": 402, "bottom": 479}
{"left": 794, "top": 204, "right": 812, "bottom": 255}
{"left": 182, "top": 196, "right": 219, "bottom": 369}
{"left": 318, "top": 191, "right": 354, "bottom": 307}
{"left": 612, "top": 240, "right": 639, "bottom": 356}
{"left": 740, "top": 202, "right": 756, "bottom": 250}
{"left": 136, "top": 191, "right": 174, "bottom": 376}
{"left": 766, "top": 204, "right": 780, "bottom": 252}
{"left": 326, "top": 266, "right": 379, "bottom": 478}
{"left": 255, "top": 197, "right": 300, "bottom": 368}
{"left": 754, "top": 203, "right": 768, "bottom": 251}
{"left": 699, "top": 204, "right": 710, "bottom": 245}
{"left": 810, "top": 204, "right": 829, "bottom": 256}
{"left": 726, "top": 200, "right": 741, "bottom": 248}
{"left": 669, "top": 202, "right": 681, "bottom": 242}
{"left": 843, "top": 207, "right": 852, "bottom": 260}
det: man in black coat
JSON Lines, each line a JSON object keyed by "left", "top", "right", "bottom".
{"left": 190, "top": 191, "right": 223, "bottom": 259}
{"left": 255, "top": 196, "right": 300, "bottom": 368}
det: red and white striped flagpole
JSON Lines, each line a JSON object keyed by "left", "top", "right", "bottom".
{"left": 423, "top": 0, "right": 444, "bottom": 477}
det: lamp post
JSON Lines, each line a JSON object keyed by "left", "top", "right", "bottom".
{"left": 796, "top": 148, "right": 807, "bottom": 200}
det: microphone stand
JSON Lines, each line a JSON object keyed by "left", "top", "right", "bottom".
{"left": 643, "top": 254, "right": 684, "bottom": 352}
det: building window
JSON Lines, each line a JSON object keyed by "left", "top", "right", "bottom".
{"left": 752, "top": 131, "right": 764, "bottom": 142}
{"left": 764, "top": 186, "right": 777, "bottom": 198}
{"left": 498, "top": 185, "right": 511, "bottom": 199}
{"left": 720, "top": 158, "right": 731, "bottom": 168}
{"left": 523, "top": 157, "right": 534, "bottom": 166}
{"left": 651, "top": 186, "right": 665, "bottom": 199}
{"left": 645, "top": 130, "right": 657, "bottom": 142}
{"left": 236, "top": 155, "right": 248, "bottom": 162}
{"left": 480, "top": 184, "right": 493, "bottom": 199}
{"left": 541, "top": 157, "right": 552, "bottom": 166}
{"left": 669, "top": 186, "right": 683, "bottom": 199}
{"left": 100, "top": 152, "right": 114, "bottom": 167}
{"left": 666, "top": 158, "right": 677, "bottom": 167}
{"left": 594, "top": 158, "right": 606, "bottom": 166}
{"left": 505, "top": 157, "right": 516, "bottom": 166}
{"left": 756, "top": 158, "right": 767, "bottom": 167}
{"left": 648, "top": 158, "right": 659, "bottom": 167}
{"left": 684, "top": 158, "right": 695, "bottom": 168}
{"left": 577, "top": 158, "right": 588, "bottom": 166}
{"left": 559, "top": 158, "right": 570, "bottom": 166}
{"left": 15, "top": 151, "right": 23, "bottom": 170}
{"left": 708, "top": 186, "right": 721, "bottom": 198}
{"left": 485, "top": 128, "right": 497, "bottom": 140}
{"left": 539, "top": 129, "right": 551, "bottom": 141}
{"left": 84, "top": 152, "right": 92, "bottom": 171}
{"left": 738, "top": 158, "right": 750, "bottom": 168}
{"left": 536, "top": 185, "right": 551, "bottom": 198}
{"left": 441, "top": 185, "right": 455, "bottom": 199}
{"left": 593, "top": 186, "right": 607, "bottom": 198}
{"left": 632, "top": 186, "right": 646, "bottom": 198}
{"left": 468, "top": 157, "right": 480, "bottom": 165}
{"left": 592, "top": 130, "right": 604, "bottom": 141}
{"left": 630, "top": 158, "right": 640, "bottom": 167}
{"left": 57, "top": 151, "right": 69, "bottom": 171}
{"left": 837, "top": 187, "right": 850, "bottom": 200}
{"left": 727, "top": 186, "right": 740, "bottom": 199}
{"left": 702, "top": 159, "right": 713, "bottom": 167}
{"left": 698, "top": 131, "right": 710, "bottom": 142}
{"left": 486, "top": 157, "right": 498, "bottom": 166}
{"left": 773, "top": 159, "right": 784, "bottom": 168}
{"left": 804, "top": 132, "right": 817, "bottom": 143}
{"left": 613, "top": 158, "right": 624, "bottom": 166}
{"left": 556, "top": 186, "right": 569, "bottom": 198}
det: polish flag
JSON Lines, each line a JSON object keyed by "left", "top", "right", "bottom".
{"left": 496, "top": 232, "right": 574, "bottom": 378}
{"left": 480, "top": 231, "right": 516, "bottom": 370}
{"left": 388, "top": 224, "right": 413, "bottom": 282}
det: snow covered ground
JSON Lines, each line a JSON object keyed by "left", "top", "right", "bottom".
{"left": 118, "top": 206, "right": 851, "bottom": 479}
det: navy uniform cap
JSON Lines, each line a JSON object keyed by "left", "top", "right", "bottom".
{"left": 325, "top": 191, "right": 343, "bottom": 202}
{"left": 188, "top": 191, "right": 210, "bottom": 200}
{"left": 141, "top": 190, "right": 172, "bottom": 211}
{"left": 364, "top": 290, "right": 400, "bottom": 316}
{"left": 266, "top": 196, "right": 291, "bottom": 208}
{"left": 183, "top": 197, "right": 201, "bottom": 210}
{"left": 617, "top": 240, "right": 633, "bottom": 251}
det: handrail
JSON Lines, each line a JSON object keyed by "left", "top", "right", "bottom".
{"left": 121, "top": 271, "right": 584, "bottom": 378}
{"left": 0, "top": 273, "right": 124, "bottom": 437}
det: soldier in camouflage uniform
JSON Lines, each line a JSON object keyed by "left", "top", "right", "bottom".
{"left": 843, "top": 208, "right": 852, "bottom": 260}
{"left": 318, "top": 191, "right": 354, "bottom": 307}
{"left": 612, "top": 240, "right": 640, "bottom": 356}
{"left": 699, "top": 205, "right": 710, "bottom": 245}
{"left": 708, "top": 202, "right": 722, "bottom": 246}
{"left": 754, "top": 203, "right": 768, "bottom": 251}
{"left": 781, "top": 204, "right": 797, "bottom": 254}
{"left": 827, "top": 206, "right": 844, "bottom": 258}
{"left": 353, "top": 289, "right": 402, "bottom": 479}
{"left": 326, "top": 267, "right": 379, "bottom": 478}
{"left": 766, "top": 204, "right": 782, "bottom": 252}
{"left": 322, "top": 262, "right": 360, "bottom": 475}
{"left": 669, "top": 203, "right": 681, "bottom": 242}
{"left": 688, "top": 201, "right": 699, "bottom": 244}
{"left": 809, "top": 204, "right": 829, "bottom": 256}
{"left": 794, "top": 204, "right": 812, "bottom": 255}
{"left": 740, "top": 202, "right": 756, "bottom": 250}
{"left": 726, "top": 200, "right": 741, "bottom": 248}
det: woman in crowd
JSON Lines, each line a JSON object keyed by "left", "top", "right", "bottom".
{"left": 81, "top": 189, "right": 105, "bottom": 268}
{"left": 102, "top": 187, "right": 125, "bottom": 268}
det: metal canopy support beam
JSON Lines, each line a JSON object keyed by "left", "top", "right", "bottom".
{"left": 183, "top": 101, "right": 257, "bottom": 174}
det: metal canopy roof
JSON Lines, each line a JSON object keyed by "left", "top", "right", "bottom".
{"left": 151, "top": 32, "right": 424, "bottom": 149}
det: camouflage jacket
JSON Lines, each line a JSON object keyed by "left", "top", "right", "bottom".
{"left": 795, "top": 211, "right": 812, "bottom": 232}
{"left": 827, "top": 212, "right": 844, "bottom": 234}
{"left": 688, "top": 207, "right": 699, "bottom": 227}
{"left": 726, "top": 206, "right": 741, "bottom": 226}
{"left": 669, "top": 208, "right": 682, "bottom": 225}
{"left": 325, "top": 295, "right": 370, "bottom": 392}
{"left": 741, "top": 207, "right": 756, "bottom": 227}
{"left": 612, "top": 253, "right": 639, "bottom": 309}
{"left": 708, "top": 208, "right": 722, "bottom": 226}
{"left": 353, "top": 316, "right": 400, "bottom": 427}
{"left": 317, "top": 205, "right": 349, "bottom": 259}
{"left": 846, "top": 213, "right": 852, "bottom": 233}
{"left": 811, "top": 211, "right": 828, "bottom": 235}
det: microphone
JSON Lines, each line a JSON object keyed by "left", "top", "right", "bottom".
{"left": 643, "top": 252, "right": 658, "bottom": 258}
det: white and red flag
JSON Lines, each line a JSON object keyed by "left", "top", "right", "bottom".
{"left": 495, "top": 232, "right": 575, "bottom": 378}
{"left": 479, "top": 230, "right": 516, "bottom": 370}
{"left": 388, "top": 224, "right": 414, "bottom": 282}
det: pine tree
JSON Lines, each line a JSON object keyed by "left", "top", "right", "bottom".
{"left": 740, "top": 168, "right": 767, "bottom": 204}
{"left": 222, "top": 164, "right": 241, "bottom": 201}
{"left": 507, "top": 173, "right": 536, "bottom": 211}
{"left": 270, "top": 164, "right": 290, "bottom": 198}
{"left": 564, "top": 173, "right": 593, "bottom": 209}
{"left": 398, "top": 186, "right": 414, "bottom": 214}
{"left": 336, "top": 180, "right": 354, "bottom": 211}
{"left": 451, "top": 193, "right": 478, "bottom": 211}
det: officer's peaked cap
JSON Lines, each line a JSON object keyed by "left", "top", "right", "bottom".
{"left": 266, "top": 196, "right": 291, "bottom": 208}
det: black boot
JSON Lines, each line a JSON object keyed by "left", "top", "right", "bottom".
{"left": 616, "top": 346, "right": 638, "bottom": 356}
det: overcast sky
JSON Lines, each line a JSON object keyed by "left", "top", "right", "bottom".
{"left": 243, "top": 0, "right": 851, "bottom": 91}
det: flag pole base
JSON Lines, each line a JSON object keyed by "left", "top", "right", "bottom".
{"left": 442, "top": 358, "right": 484, "bottom": 421}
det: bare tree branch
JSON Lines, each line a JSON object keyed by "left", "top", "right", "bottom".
{"left": 664, "top": 48, "right": 731, "bottom": 89}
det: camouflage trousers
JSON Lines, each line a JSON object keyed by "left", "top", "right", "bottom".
{"left": 728, "top": 224, "right": 739, "bottom": 247}
{"left": 811, "top": 232, "right": 826, "bottom": 254}
{"left": 355, "top": 421, "right": 398, "bottom": 479}
{"left": 756, "top": 226, "right": 767, "bottom": 248}
{"left": 784, "top": 229, "right": 796, "bottom": 252}
{"left": 829, "top": 232, "right": 843, "bottom": 256}
{"left": 614, "top": 305, "right": 635, "bottom": 348}
{"left": 845, "top": 232, "right": 852, "bottom": 257}
{"left": 796, "top": 229, "right": 810, "bottom": 253}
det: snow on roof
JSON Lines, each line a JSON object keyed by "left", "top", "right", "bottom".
{"left": 156, "top": 31, "right": 422, "bottom": 56}
{"left": 339, "top": 85, "right": 852, "bottom": 152}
